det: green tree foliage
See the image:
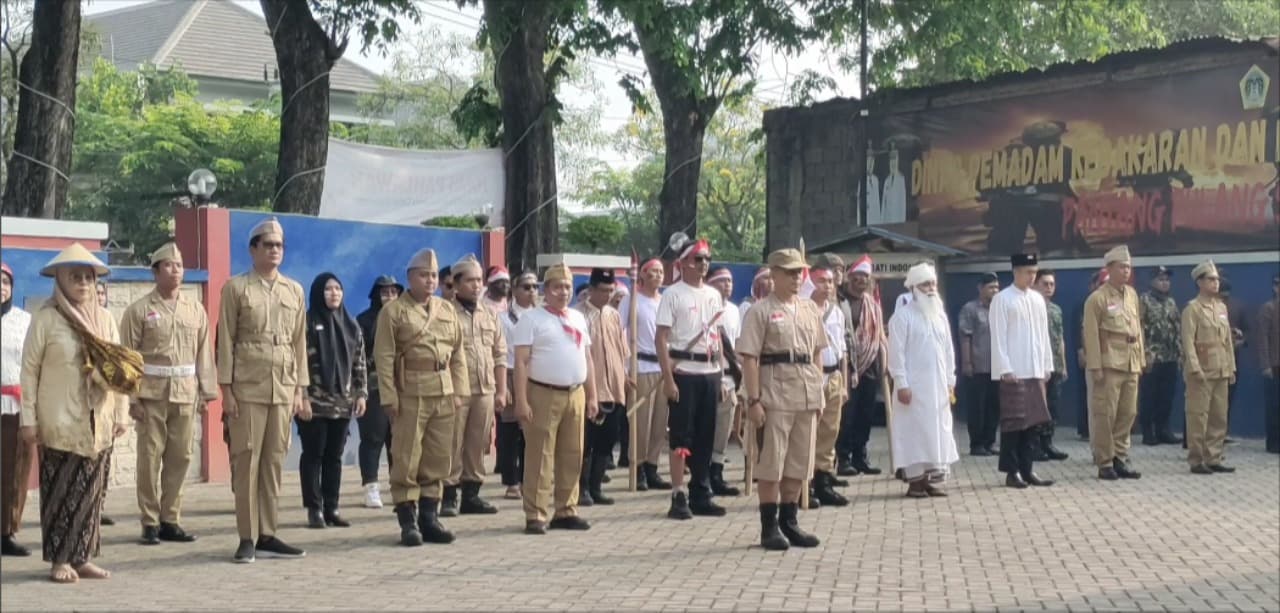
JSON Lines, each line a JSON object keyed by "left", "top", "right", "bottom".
{"left": 69, "top": 60, "right": 279, "bottom": 258}
{"left": 421, "top": 214, "right": 484, "bottom": 229}
{"left": 561, "top": 214, "right": 626, "bottom": 253}
{"left": 581, "top": 96, "right": 767, "bottom": 262}
{"left": 816, "top": 0, "right": 1280, "bottom": 90}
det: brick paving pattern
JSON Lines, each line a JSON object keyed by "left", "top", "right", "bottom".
{"left": 2, "top": 430, "right": 1277, "bottom": 612}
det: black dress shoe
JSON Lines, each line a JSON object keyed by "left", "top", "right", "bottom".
{"left": 1190, "top": 464, "right": 1214, "bottom": 475}
{"left": 1024, "top": 473, "right": 1054, "bottom": 487}
{"left": 836, "top": 461, "right": 859, "bottom": 477}
{"left": 1098, "top": 467, "right": 1120, "bottom": 480}
{"left": 307, "top": 508, "right": 326, "bottom": 529}
{"left": 970, "top": 447, "right": 991, "bottom": 457}
{"left": 140, "top": 526, "right": 161, "bottom": 545}
{"left": 323, "top": 512, "right": 351, "bottom": 527}
{"left": 255, "top": 536, "right": 305, "bottom": 558}
{"left": 158, "top": 522, "right": 198, "bottom": 542}
{"left": 1208, "top": 464, "right": 1236, "bottom": 473}
{"left": 1, "top": 535, "right": 30, "bottom": 556}
{"left": 851, "top": 459, "right": 882, "bottom": 476}
{"left": 548, "top": 516, "right": 591, "bottom": 531}
{"left": 524, "top": 520, "right": 546, "bottom": 535}
{"left": 1113, "top": 460, "right": 1142, "bottom": 479}
{"left": 1044, "top": 446, "right": 1069, "bottom": 461}
{"left": 1005, "top": 473, "right": 1028, "bottom": 489}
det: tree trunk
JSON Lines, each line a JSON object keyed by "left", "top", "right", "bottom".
{"left": 484, "top": 0, "right": 559, "bottom": 271}
{"left": 1, "top": 0, "right": 80, "bottom": 218}
{"left": 634, "top": 25, "right": 710, "bottom": 256}
{"left": 260, "top": 0, "right": 339, "bottom": 215}
{"left": 655, "top": 101, "right": 706, "bottom": 255}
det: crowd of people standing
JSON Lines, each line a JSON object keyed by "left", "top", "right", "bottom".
{"left": 1, "top": 219, "right": 1277, "bottom": 581}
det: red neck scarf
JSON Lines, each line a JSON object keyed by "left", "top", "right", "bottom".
{"left": 545, "top": 306, "right": 582, "bottom": 347}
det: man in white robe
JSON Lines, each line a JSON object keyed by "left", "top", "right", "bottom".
{"left": 887, "top": 263, "right": 960, "bottom": 498}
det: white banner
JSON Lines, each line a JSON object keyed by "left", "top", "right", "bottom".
{"left": 319, "top": 139, "right": 505, "bottom": 227}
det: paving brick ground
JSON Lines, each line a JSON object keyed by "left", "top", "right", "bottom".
{"left": 2, "top": 429, "right": 1277, "bottom": 612}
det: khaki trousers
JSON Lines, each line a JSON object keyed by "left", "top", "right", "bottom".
{"left": 522, "top": 384, "right": 584, "bottom": 523}
{"left": 135, "top": 399, "right": 197, "bottom": 527}
{"left": 449, "top": 393, "right": 495, "bottom": 485}
{"left": 630, "top": 372, "right": 668, "bottom": 466}
{"left": 1089, "top": 369, "right": 1139, "bottom": 467}
{"left": 229, "top": 402, "right": 291, "bottom": 541}
{"left": 389, "top": 395, "right": 455, "bottom": 504}
{"left": 1185, "top": 376, "right": 1229, "bottom": 467}
{"left": 814, "top": 372, "right": 845, "bottom": 473}
{"left": 711, "top": 386, "right": 738, "bottom": 465}
{"left": 0, "top": 414, "right": 32, "bottom": 537}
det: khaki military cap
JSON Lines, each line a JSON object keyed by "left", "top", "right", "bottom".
{"left": 1192, "top": 260, "right": 1219, "bottom": 280}
{"left": 452, "top": 254, "right": 482, "bottom": 278}
{"left": 150, "top": 242, "right": 183, "bottom": 266}
{"left": 767, "top": 248, "right": 808, "bottom": 271}
{"left": 407, "top": 248, "right": 438, "bottom": 272}
{"left": 543, "top": 263, "right": 572, "bottom": 283}
{"left": 1103, "top": 245, "right": 1131, "bottom": 266}
{"left": 250, "top": 217, "right": 284, "bottom": 241}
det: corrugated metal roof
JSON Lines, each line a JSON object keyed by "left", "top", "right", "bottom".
{"left": 84, "top": 0, "right": 381, "bottom": 94}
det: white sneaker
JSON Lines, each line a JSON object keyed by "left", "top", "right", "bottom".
{"left": 363, "top": 483, "right": 384, "bottom": 509}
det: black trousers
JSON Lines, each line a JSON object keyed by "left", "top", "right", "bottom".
{"left": 356, "top": 389, "right": 392, "bottom": 485}
{"left": 1038, "top": 373, "right": 1063, "bottom": 436}
{"left": 1139, "top": 361, "right": 1178, "bottom": 437}
{"left": 617, "top": 411, "right": 630, "bottom": 462}
{"left": 1075, "top": 367, "right": 1089, "bottom": 437}
{"left": 1266, "top": 368, "right": 1280, "bottom": 452}
{"left": 297, "top": 416, "right": 351, "bottom": 512}
{"left": 837, "top": 372, "right": 880, "bottom": 462}
{"left": 997, "top": 428, "right": 1036, "bottom": 478}
{"left": 966, "top": 375, "right": 1000, "bottom": 450}
{"left": 585, "top": 403, "right": 624, "bottom": 460}
{"left": 668, "top": 372, "right": 719, "bottom": 501}
{"left": 495, "top": 420, "right": 525, "bottom": 486}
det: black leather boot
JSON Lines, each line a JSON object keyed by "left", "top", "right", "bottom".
{"left": 439, "top": 486, "right": 459, "bottom": 517}
{"left": 758, "top": 503, "right": 788, "bottom": 551}
{"left": 643, "top": 463, "right": 672, "bottom": 490}
{"left": 1041, "top": 430, "right": 1069, "bottom": 460}
{"left": 395, "top": 502, "right": 423, "bottom": 547}
{"left": 589, "top": 456, "right": 614, "bottom": 505}
{"left": 778, "top": 502, "right": 820, "bottom": 548}
{"left": 710, "top": 463, "right": 741, "bottom": 497}
{"left": 417, "top": 498, "right": 455, "bottom": 544}
{"left": 813, "top": 471, "right": 849, "bottom": 507}
{"left": 459, "top": 481, "right": 498, "bottom": 515}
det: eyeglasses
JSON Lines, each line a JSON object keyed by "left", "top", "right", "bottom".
{"left": 259, "top": 241, "right": 284, "bottom": 250}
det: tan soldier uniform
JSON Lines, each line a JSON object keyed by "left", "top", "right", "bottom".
{"left": 216, "top": 220, "right": 309, "bottom": 544}
{"left": 1082, "top": 245, "right": 1145, "bottom": 472}
{"left": 374, "top": 248, "right": 468, "bottom": 546}
{"left": 446, "top": 257, "right": 507, "bottom": 515}
{"left": 1181, "top": 261, "right": 1236, "bottom": 471}
{"left": 120, "top": 243, "right": 216, "bottom": 536}
{"left": 737, "top": 249, "right": 826, "bottom": 551}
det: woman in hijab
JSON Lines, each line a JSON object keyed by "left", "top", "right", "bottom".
{"left": 1, "top": 262, "right": 34, "bottom": 557}
{"left": 299, "top": 272, "right": 367, "bottom": 528}
{"left": 21, "top": 244, "right": 131, "bottom": 583}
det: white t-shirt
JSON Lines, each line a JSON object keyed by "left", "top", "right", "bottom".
{"left": 619, "top": 291, "right": 661, "bottom": 375}
{"left": 1, "top": 307, "right": 32, "bottom": 416}
{"left": 656, "top": 281, "right": 724, "bottom": 375}
{"left": 500, "top": 302, "right": 534, "bottom": 369}
{"left": 816, "top": 300, "right": 846, "bottom": 368}
{"left": 511, "top": 307, "right": 592, "bottom": 387}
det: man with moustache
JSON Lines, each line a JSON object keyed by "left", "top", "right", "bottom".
{"left": 836, "top": 255, "right": 886, "bottom": 477}
{"left": 807, "top": 259, "right": 849, "bottom": 507}
{"left": 1083, "top": 245, "right": 1145, "bottom": 481}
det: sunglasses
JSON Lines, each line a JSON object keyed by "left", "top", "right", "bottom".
{"left": 691, "top": 255, "right": 711, "bottom": 263}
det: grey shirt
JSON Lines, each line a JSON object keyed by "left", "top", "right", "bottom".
{"left": 958, "top": 299, "right": 992, "bottom": 375}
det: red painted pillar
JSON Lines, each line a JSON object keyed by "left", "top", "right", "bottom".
{"left": 175, "top": 206, "right": 232, "bottom": 483}
{"left": 482, "top": 229, "right": 506, "bottom": 272}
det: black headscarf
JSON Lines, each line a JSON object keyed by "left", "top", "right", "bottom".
{"left": 308, "top": 272, "right": 361, "bottom": 395}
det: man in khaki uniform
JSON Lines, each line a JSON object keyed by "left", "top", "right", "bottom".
{"left": 511, "top": 263, "right": 598, "bottom": 534}
{"left": 375, "top": 248, "right": 468, "bottom": 547}
{"left": 807, "top": 260, "right": 849, "bottom": 507}
{"left": 443, "top": 255, "right": 507, "bottom": 516}
{"left": 1181, "top": 261, "right": 1237, "bottom": 474}
{"left": 738, "top": 249, "right": 826, "bottom": 551}
{"left": 121, "top": 243, "right": 217, "bottom": 546}
{"left": 216, "top": 218, "right": 310, "bottom": 563}
{"left": 1082, "top": 245, "right": 1145, "bottom": 481}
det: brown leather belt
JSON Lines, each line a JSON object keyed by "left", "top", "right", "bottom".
{"left": 404, "top": 358, "right": 447, "bottom": 372}
{"left": 530, "top": 379, "right": 582, "bottom": 392}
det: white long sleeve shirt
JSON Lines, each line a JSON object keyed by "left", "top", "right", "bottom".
{"left": 988, "top": 285, "right": 1054, "bottom": 381}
